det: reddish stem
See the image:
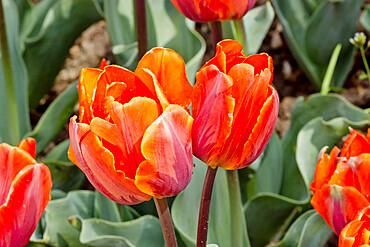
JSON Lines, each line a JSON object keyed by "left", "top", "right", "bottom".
{"left": 135, "top": 0, "right": 148, "bottom": 59}
{"left": 210, "top": 21, "right": 223, "bottom": 53}
{"left": 197, "top": 166, "right": 218, "bottom": 247}
{"left": 154, "top": 198, "right": 178, "bottom": 247}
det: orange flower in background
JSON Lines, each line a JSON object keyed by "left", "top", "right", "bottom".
{"left": 192, "top": 39, "right": 279, "bottom": 170}
{"left": 339, "top": 205, "right": 370, "bottom": 247}
{"left": 68, "top": 48, "right": 194, "bottom": 205}
{"left": 0, "top": 138, "right": 52, "bottom": 247}
{"left": 310, "top": 129, "right": 370, "bottom": 235}
{"left": 169, "top": 0, "right": 257, "bottom": 22}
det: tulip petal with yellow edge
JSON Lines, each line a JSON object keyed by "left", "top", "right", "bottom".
{"left": 136, "top": 48, "right": 193, "bottom": 108}
{"left": 219, "top": 69, "right": 272, "bottom": 168}
{"left": 192, "top": 65, "right": 235, "bottom": 167}
{"left": 0, "top": 163, "right": 52, "bottom": 247}
{"left": 136, "top": 105, "right": 193, "bottom": 198}
{"left": 311, "top": 184, "right": 370, "bottom": 235}
{"left": 0, "top": 143, "right": 37, "bottom": 204}
{"left": 69, "top": 117, "right": 150, "bottom": 205}
{"left": 310, "top": 146, "right": 341, "bottom": 193}
{"left": 341, "top": 129, "right": 370, "bottom": 159}
{"left": 91, "top": 98, "right": 159, "bottom": 179}
{"left": 78, "top": 68, "right": 102, "bottom": 123}
{"left": 339, "top": 206, "right": 370, "bottom": 247}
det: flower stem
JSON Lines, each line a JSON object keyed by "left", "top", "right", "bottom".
{"left": 197, "top": 166, "right": 218, "bottom": 247}
{"left": 233, "top": 19, "right": 247, "bottom": 51}
{"left": 210, "top": 21, "right": 223, "bottom": 53}
{"left": 153, "top": 197, "right": 178, "bottom": 247}
{"left": 135, "top": 0, "right": 148, "bottom": 59}
{"left": 227, "top": 170, "right": 250, "bottom": 247}
{"left": 0, "top": 0, "right": 20, "bottom": 144}
{"left": 360, "top": 45, "right": 370, "bottom": 83}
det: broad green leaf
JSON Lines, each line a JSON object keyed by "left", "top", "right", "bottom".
{"left": 272, "top": 0, "right": 364, "bottom": 89}
{"left": 223, "top": 2, "right": 275, "bottom": 55}
{"left": 242, "top": 131, "right": 283, "bottom": 200}
{"left": 31, "top": 190, "right": 96, "bottom": 246}
{"left": 245, "top": 193, "right": 303, "bottom": 247}
{"left": 78, "top": 216, "right": 164, "bottom": 247}
{"left": 296, "top": 117, "right": 370, "bottom": 189}
{"left": 361, "top": 4, "right": 370, "bottom": 33}
{"left": 172, "top": 158, "right": 249, "bottom": 247}
{"left": 105, "top": 0, "right": 206, "bottom": 84}
{"left": 27, "top": 80, "right": 78, "bottom": 154}
{"left": 43, "top": 139, "right": 86, "bottom": 192}
{"left": 280, "top": 94, "right": 370, "bottom": 201}
{"left": 22, "top": 0, "right": 104, "bottom": 108}
{"left": 297, "top": 212, "right": 333, "bottom": 247}
{"left": 0, "top": 0, "right": 31, "bottom": 145}
{"left": 270, "top": 210, "right": 316, "bottom": 247}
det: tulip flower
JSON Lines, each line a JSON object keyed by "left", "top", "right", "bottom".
{"left": 68, "top": 48, "right": 194, "bottom": 205}
{"left": 0, "top": 138, "right": 52, "bottom": 247}
{"left": 192, "top": 39, "right": 279, "bottom": 170}
{"left": 310, "top": 128, "right": 370, "bottom": 235}
{"left": 169, "top": 0, "right": 257, "bottom": 22}
{"left": 339, "top": 205, "right": 370, "bottom": 247}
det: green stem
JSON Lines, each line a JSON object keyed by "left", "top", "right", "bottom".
{"left": 360, "top": 45, "right": 370, "bottom": 83}
{"left": 210, "top": 21, "right": 223, "bottom": 53}
{"left": 153, "top": 197, "right": 178, "bottom": 247}
{"left": 320, "top": 44, "right": 342, "bottom": 95}
{"left": 197, "top": 166, "right": 218, "bottom": 247}
{"left": 233, "top": 19, "right": 247, "bottom": 52}
{"left": 227, "top": 170, "right": 250, "bottom": 247}
{"left": 0, "top": 0, "right": 20, "bottom": 144}
{"left": 135, "top": 0, "right": 148, "bottom": 59}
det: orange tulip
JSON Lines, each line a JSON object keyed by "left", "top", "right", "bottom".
{"left": 68, "top": 48, "right": 194, "bottom": 205}
{"left": 0, "top": 138, "right": 52, "bottom": 247}
{"left": 310, "top": 128, "right": 370, "bottom": 235}
{"left": 192, "top": 40, "right": 279, "bottom": 170}
{"left": 169, "top": 0, "right": 257, "bottom": 22}
{"left": 339, "top": 205, "right": 370, "bottom": 247}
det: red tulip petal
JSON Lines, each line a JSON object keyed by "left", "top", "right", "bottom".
{"left": 341, "top": 129, "right": 370, "bottom": 159}
{"left": 0, "top": 163, "right": 52, "bottom": 247}
{"left": 136, "top": 105, "right": 193, "bottom": 198}
{"left": 78, "top": 68, "right": 102, "bottom": 123}
{"left": 135, "top": 48, "right": 193, "bottom": 108}
{"left": 329, "top": 159, "right": 359, "bottom": 189}
{"left": 245, "top": 53, "right": 274, "bottom": 81}
{"left": 0, "top": 144, "right": 37, "bottom": 204}
{"left": 219, "top": 68, "right": 271, "bottom": 168}
{"left": 90, "top": 98, "right": 159, "bottom": 179}
{"left": 16, "top": 138, "right": 36, "bottom": 159}
{"left": 310, "top": 146, "right": 341, "bottom": 192}
{"left": 192, "top": 65, "right": 235, "bottom": 167}
{"left": 135, "top": 68, "right": 170, "bottom": 110}
{"left": 311, "top": 185, "right": 370, "bottom": 235}
{"left": 339, "top": 220, "right": 362, "bottom": 246}
{"left": 69, "top": 117, "right": 151, "bottom": 204}
{"left": 106, "top": 82, "right": 128, "bottom": 102}
{"left": 351, "top": 154, "right": 370, "bottom": 201}
{"left": 99, "top": 58, "right": 108, "bottom": 70}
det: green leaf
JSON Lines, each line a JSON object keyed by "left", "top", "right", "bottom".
{"left": 78, "top": 216, "right": 164, "bottom": 247}
{"left": 0, "top": 0, "right": 31, "bottom": 145}
{"left": 22, "top": 0, "right": 104, "bottom": 108}
{"left": 272, "top": 0, "right": 363, "bottom": 89}
{"left": 27, "top": 80, "right": 78, "bottom": 155}
{"left": 242, "top": 131, "right": 283, "bottom": 200}
{"left": 270, "top": 210, "right": 316, "bottom": 247}
{"left": 43, "top": 139, "right": 86, "bottom": 192}
{"left": 361, "top": 4, "right": 370, "bottom": 33}
{"left": 31, "top": 190, "right": 96, "bottom": 246}
{"left": 245, "top": 193, "right": 302, "bottom": 247}
{"left": 280, "top": 93, "right": 370, "bottom": 201}
{"left": 172, "top": 158, "right": 245, "bottom": 247}
{"left": 223, "top": 2, "right": 275, "bottom": 55}
{"left": 105, "top": 0, "right": 206, "bottom": 84}
{"left": 296, "top": 117, "right": 370, "bottom": 190}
